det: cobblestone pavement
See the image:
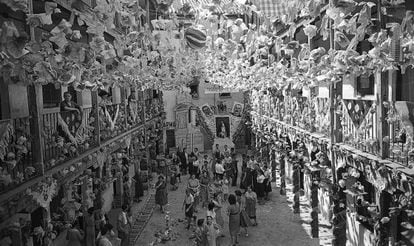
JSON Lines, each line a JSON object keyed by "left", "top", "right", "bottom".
{"left": 135, "top": 173, "right": 320, "bottom": 246}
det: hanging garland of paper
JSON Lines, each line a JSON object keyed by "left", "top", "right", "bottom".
{"left": 104, "top": 105, "right": 120, "bottom": 131}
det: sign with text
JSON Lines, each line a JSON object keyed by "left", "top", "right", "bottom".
{"left": 204, "top": 84, "right": 239, "bottom": 94}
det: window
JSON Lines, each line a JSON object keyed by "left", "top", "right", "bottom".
{"left": 356, "top": 40, "right": 375, "bottom": 96}
{"left": 356, "top": 75, "right": 375, "bottom": 96}
{"left": 42, "top": 83, "right": 62, "bottom": 108}
{"left": 219, "top": 93, "right": 231, "bottom": 98}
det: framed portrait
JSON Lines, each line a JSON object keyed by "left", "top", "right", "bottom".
{"left": 201, "top": 104, "right": 213, "bottom": 118}
{"left": 232, "top": 102, "right": 244, "bottom": 117}
{"left": 216, "top": 117, "right": 230, "bottom": 138}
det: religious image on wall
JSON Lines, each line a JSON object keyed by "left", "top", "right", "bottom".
{"left": 217, "top": 101, "right": 227, "bottom": 114}
{"left": 232, "top": 102, "right": 244, "bottom": 117}
{"left": 201, "top": 104, "right": 214, "bottom": 118}
{"left": 216, "top": 117, "right": 230, "bottom": 138}
{"left": 176, "top": 112, "right": 187, "bottom": 129}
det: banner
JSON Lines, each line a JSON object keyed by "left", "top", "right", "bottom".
{"left": 204, "top": 84, "right": 239, "bottom": 94}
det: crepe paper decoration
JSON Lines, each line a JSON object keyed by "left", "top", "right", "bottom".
{"left": 304, "top": 24, "right": 317, "bottom": 39}
{"left": 26, "top": 177, "right": 58, "bottom": 208}
{"left": 0, "top": 0, "right": 27, "bottom": 12}
{"left": 335, "top": 31, "right": 351, "bottom": 48}
{"left": 104, "top": 105, "right": 120, "bottom": 131}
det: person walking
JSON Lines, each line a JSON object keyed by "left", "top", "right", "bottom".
{"left": 200, "top": 171, "right": 210, "bottom": 208}
{"left": 155, "top": 175, "right": 168, "bottom": 213}
{"left": 117, "top": 205, "right": 130, "bottom": 246}
{"left": 231, "top": 151, "right": 238, "bottom": 187}
{"left": 215, "top": 161, "right": 225, "bottom": 180}
{"left": 183, "top": 189, "right": 195, "bottom": 230}
{"left": 235, "top": 190, "right": 250, "bottom": 237}
{"left": 256, "top": 168, "right": 266, "bottom": 205}
{"left": 245, "top": 186, "right": 258, "bottom": 226}
{"left": 66, "top": 221, "right": 83, "bottom": 246}
{"left": 84, "top": 207, "right": 95, "bottom": 246}
{"left": 195, "top": 219, "right": 208, "bottom": 246}
{"left": 227, "top": 194, "right": 240, "bottom": 246}
{"left": 205, "top": 216, "right": 219, "bottom": 246}
{"left": 264, "top": 165, "right": 272, "bottom": 201}
{"left": 212, "top": 193, "right": 224, "bottom": 230}
{"left": 187, "top": 174, "right": 200, "bottom": 212}
{"left": 133, "top": 171, "right": 144, "bottom": 202}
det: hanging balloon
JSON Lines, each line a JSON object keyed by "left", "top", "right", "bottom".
{"left": 185, "top": 27, "right": 206, "bottom": 49}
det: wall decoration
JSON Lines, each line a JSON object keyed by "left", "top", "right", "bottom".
{"left": 216, "top": 117, "right": 230, "bottom": 138}
{"left": 176, "top": 111, "right": 187, "bottom": 129}
{"left": 26, "top": 177, "right": 58, "bottom": 208}
{"left": 232, "top": 102, "right": 244, "bottom": 117}
{"left": 217, "top": 101, "right": 227, "bottom": 114}
{"left": 201, "top": 104, "right": 213, "bottom": 118}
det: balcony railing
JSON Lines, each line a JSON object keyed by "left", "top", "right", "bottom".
{"left": 0, "top": 117, "right": 40, "bottom": 194}
{"left": 42, "top": 107, "right": 98, "bottom": 170}
{"left": 387, "top": 101, "right": 414, "bottom": 166}
{"left": 341, "top": 99, "right": 379, "bottom": 156}
{"left": 99, "top": 104, "right": 129, "bottom": 142}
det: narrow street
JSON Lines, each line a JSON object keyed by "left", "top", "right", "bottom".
{"left": 135, "top": 173, "right": 319, "bottom": 246}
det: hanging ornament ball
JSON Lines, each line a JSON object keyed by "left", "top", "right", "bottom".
{"left": 185, "top": 27, "right": 206, "bottom": 49}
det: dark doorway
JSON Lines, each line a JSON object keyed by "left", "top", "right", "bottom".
{"left": 166, "top": 129, "right": 176, "bottom": 150}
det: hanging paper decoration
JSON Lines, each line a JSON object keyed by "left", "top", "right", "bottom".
{"left": 343, "top": 100, "right": 373, "bottom": 129}
{"left": 185, "top": 27, "right": 207, "bottom": 49}
{"left": 26, "top": 177, "right": 58, "bottom": 208}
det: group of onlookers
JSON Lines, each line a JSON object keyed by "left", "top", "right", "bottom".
{"left": 151, "top": 145, "right": 273, "bottom": 246}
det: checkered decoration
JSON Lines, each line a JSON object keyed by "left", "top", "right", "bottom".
{"left": 252, "top": 0, "right": 289, "bottom": 20}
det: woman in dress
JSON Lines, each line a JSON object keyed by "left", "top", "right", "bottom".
{"left": 212, "top": 193, "right": 224, "bottom": 230}
{"left": 235, "top": 190, "right": 249, "bottom": 237}
{"left": 227, "top": 194, "right": 240, "bottom": 246}
{"left": 85, "top": 207, "right": 96, "bottom": 246}
{"left": 66, "top": 221, "right": 83, "bottom": 246}
{"left": 183, "top": 189, "right": 195, "bottom": 230}
{"left": 206, "top": 216, "right": 218, "bottom": 246}
{"left": 245, "top": 186, "right": 258, "bottom": 226}
{"left": 155, "top": 175, "right": 168, "bottom": 213}
{"left": 256, "top": 168, "right": 266, "bottom": 204}
{"left": 200, "top": 171, "right": 210, "bottom": 208}
{"left": 264, "top": 165, "right": 272, "bottom": 201}
{"left": 187, "top": 174, "right": 200, "bottom": 212}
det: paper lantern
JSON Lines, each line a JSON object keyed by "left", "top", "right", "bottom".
{"left": 185, "top": 27, "right": 206, "bottom": 49}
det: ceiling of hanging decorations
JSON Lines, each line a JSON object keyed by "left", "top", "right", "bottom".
{"left": 1, "top": 0, "right": 414, "bottom": 92}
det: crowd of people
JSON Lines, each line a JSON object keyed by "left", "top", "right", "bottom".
{"left": 153, "top": 144, "right": 274, "bottom": 246}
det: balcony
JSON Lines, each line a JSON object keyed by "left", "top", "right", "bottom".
{"left": 42, "top": 107, "right": 98, "bottom": 170}
{"left": 0, "top": 117, "right": 40, "bottom": 194}
{"left": 387, "top": 101, "right": 414, "bottom": 167}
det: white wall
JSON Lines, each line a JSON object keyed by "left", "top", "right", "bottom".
{"left": 8, "top": 84, "right": 29, "bottom": 118}
{"left": 162, "top": 90, "right": 177, "bottom": 122}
